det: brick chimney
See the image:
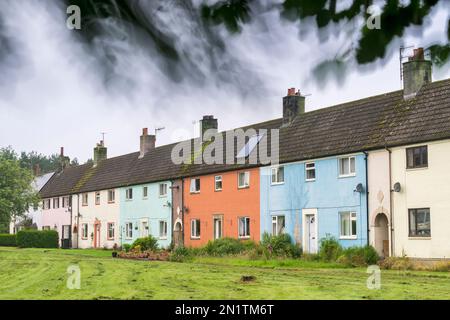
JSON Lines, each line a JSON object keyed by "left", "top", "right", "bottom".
{"left": 93, "top": 140, "right": 107, "bottom": 167}
{"left": 33, "top": 163, "right": 41, "bottom": 176}
{"left": 199, "top": 115, "right": 218, "bottom": 141}
{"left": 139, "top": 128, "right": 156, "bottom": 158}
{"left": 282, "top": 88, "right": 305, "bottom": 126}
{"left": 403, "top": 48, "right": 432, "bottom": 100}
{"left": 60, "top": 147, "right": 69, "bottom": 171}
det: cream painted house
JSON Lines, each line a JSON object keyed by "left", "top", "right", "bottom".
{"left": 390, "top": 140, "right": 450, "bottom": 259}
{"left": 72, "top": 189, "right": 120, "bottom": 249}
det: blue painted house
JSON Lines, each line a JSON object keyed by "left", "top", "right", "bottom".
{"left": 260, "top": 153, "right": 368, "bottom": 253}
{"left": 119, "top": 181, "right": 172, "bottom": 248}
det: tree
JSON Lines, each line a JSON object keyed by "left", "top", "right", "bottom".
{"left": 0, "top": 150, "right": 40, "bottom": 232}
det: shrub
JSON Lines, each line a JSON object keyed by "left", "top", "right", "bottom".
{"left": 16, "top": 230, "right": 58, "bottom": 248}
{"left": 204, "top": 238, "right": 255, "bottom": 256}
{"left": 169, "top": 246, "right": 193, "bottom": 262}
{"left": 122, "top": 244, "right": 131, "bottom": 252}
{"left": 260, "top": 233, "right": 302, "bottom": 258}
{"left": 318, "top": 236, "right": 343, "bottom": 262}
{"left": 337, "top": 246, "right": 379, "bottom": 267}
{"left": 0, "top": 234, "right": 17, "bottom": 247}
{"left": 131, "top": 236, "right": 158, "bottom": 252}
{"left": 379, "top": 256, "right": 414, "bottom": 270}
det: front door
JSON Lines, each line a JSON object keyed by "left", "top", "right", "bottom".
{"left": 93, "top": 221, "right": 101, "bottom": 248}
{"left": 213, "top": 216, "right": 222, "bottom": 240}
{"left": 61, "top": 225, "right": 71, "bottom": 249}
{"left": 303, "top": 209, "right": 318, "bottom": 253}
{"left": 141, "top": 220, "right": 149, "bottom": 238}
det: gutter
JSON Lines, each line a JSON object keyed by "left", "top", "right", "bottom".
{"left": 363, "top": 151, "right": 370, "bottom": 246}
{"left": 386, "top": 147, "right": 395, "bottom": 257}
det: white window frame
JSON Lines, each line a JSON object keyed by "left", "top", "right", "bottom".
{"left": 108, "top": 189, "right": 115, "bottom": 203}
{"left": 82, "top": 193, "right": 88, "bottom": 206}
{"left": 43, "top": 199, "right": 51, "bottom": 210}
{"left": 95, "top": 192, "right": 101, "bottom": 205}
{"left": 338, "top": 156, "right": 356, "bottom": 177}
{"left": 214, "top": 175, "right": 223, "bottom": 191}
{"left": 159, "top": 183, "right": 168, "bottom": 197}
{"left": 126, "top": 188, "right": 133, "bottom": 200}
{"left": 191, "top": 219, "right": 201, "bottom": 239}
{"left": 190, "top": 178, "right": 201, "bottom": 193}
{"left": 238, "top": 171, "right": 250, "bottom": 189}
{"left": 53, "top": 197, "right": 59, "bottom": 209}
{"left": 339, "top": 211, "right": 357, "bottom": 239}
{"left": 271, "top": 166, "right": 285, "bottom": 185}
{"left": 159, "top": 220, "right": 168, "bottom": 239}
{"left": 107, "top": 222, "right": 115, "bottom": 240}
{"left": 125, "top": 222, "right": 133, "bottom": 239}
{"left": 238, "top": 217, "right": 251, "bottom": 239}
{"left": 81, "top": 223, "right": 88, "bottom": 239}
{"left": 272, "top": 215, "right": 285, "bottom": 236}
{"left": 305, "top": 162, "right": 316, "bottom": 181}
{"left": 143, "top": 186, "right": 148, "bottom": 199}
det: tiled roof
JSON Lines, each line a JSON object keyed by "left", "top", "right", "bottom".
{"left": 39, "top": 78, "right": 450, "bottom": 198}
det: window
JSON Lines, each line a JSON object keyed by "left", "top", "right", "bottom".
{"left": 82, "top": 193, "right": 88, "bottom": 206}
{"left": 190, "top": 178, "right": 201, "bottom": 193}
{"left": 143, "top": 186, "right": 148, "bottom": 198}
{"left": 159, "top": 183, "right": 167, "bottom": 197}
{"left": 191, "top": 219, "right": 201, "bottom": 239}
{"left": 159, "top": 221, "right": 168, "bottom": 239}
{"left": 108, "top": 189, "right": 115, "bottom": 203}
{"left": 409, "top": 208, "right": 431, "bottom": 237}
{"left": 107, "top": 223, "right": 115, "bottom": 240}
{"left": 272, "top": 216, "right": 285, "bottom": 236}
{"left": 340, "top": 212, "right": 357, "bottom": 239}
{"left": 81, "top": 224, "right": 88, "bottom": 239}
{"left": 95, "top": 192, "right": 100, "bottom": 205}
{"left": 305, "top": 162, "right": 316, "bottom": 181}
{"left": 238, "top": 171, "right": 250, "bottom": 188}
{"left": 126, "top": 188, "right": 133, "bottom": 200}
{"left": 125, "top": 222, "right": 133, "bottom": 239}
{"left": 42, "top": 226, "right": 51, "bottom": 231}
{"left": 271, "top": 166, "right": 284, "bottom": 184}
{"left": 406, "top": 146, "right": 428, "bottom": 169}
{"left": 43, "top": 199, "right": 51, "bottom": 210}
{"left": 214, "top": 175, "right": 223, "bottom": 191}
{"left": 237, "top": 133, "right": 265, "bottom": 158}
{"left": 62, "top": 196, "right": 70, "bottom": 208}
{"left": 339, "top": 156, "right": 356, "bottom": 177}
{"left": 53, "top": 197, "right": 59, "bottom": 209}
{"left": 238, "top": 217, "right": 251, "bottom": 238}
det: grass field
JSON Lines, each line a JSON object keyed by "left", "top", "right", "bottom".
{"left": 0, "top": 247, "right": 449, "bottom": 300}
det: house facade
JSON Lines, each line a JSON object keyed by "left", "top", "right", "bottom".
{"left": 40, "top": 195, "right": 72, "bottom": 247}
{"left": 183, "top": 168, "right": 261, "bottom": 247}
{"left": 260, "top": 154, "right": 368, "bottom": 253}
{"left": 390, "top": 140, "right": 450, "bottom": 259}
{"left": 119, "top": 181, "right": 172, "bottom": 248}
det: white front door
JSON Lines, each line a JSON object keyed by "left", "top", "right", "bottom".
{"left": 303, "top": 209, "right": 318, "bottom": 254}
{"left": 213, "top": 217, "right": 222, "bottom": 240}
{"left": 141, "top": 220, "right": 149, "bottom": 237}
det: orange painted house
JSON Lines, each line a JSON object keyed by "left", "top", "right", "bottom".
{"left": 183, "top": 167, "right": 260, "bottom": 247}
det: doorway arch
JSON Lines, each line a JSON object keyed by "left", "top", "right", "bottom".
{"left": 374, "top": 213, "right": 389, "bottom": 258}
{"left": 173, "top": 219, "right": 183, "bottom": 248}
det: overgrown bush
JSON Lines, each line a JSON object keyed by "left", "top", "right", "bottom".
{"left": 0, "top": 234, "right": 17, "bottom": 247}
{"left": 169, "top": 246, "right": 193, "bottom": 262}
{"left": 337, "top": 246, "right": 379, "bottom": 267}
{"left": 379, "top": 256, "right": 414, "bottom": 270}
{"left": 204, "top": 238, "right": 255, "bottom": 256}
{"left": 260, "top": 233, "right": 302, "bottom": 258}
{"left": 318, "top": 236, "right": 343, "bottom": 262}
{"left": 122, "top": 244, "right": 131, "bottom": 252}
{"left": 131, "top": 236, "right": 158, "bottom": 252}
{"left": 16, "top": 230, "right": 58, "bottom": 248}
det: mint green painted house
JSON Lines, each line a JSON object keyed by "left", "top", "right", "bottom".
{"left": 119, "top": 181, "right": 172, "bottom": 248}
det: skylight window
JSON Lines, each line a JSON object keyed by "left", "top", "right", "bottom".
{"left": 236, "top": 133, "right": 265, "bottom": 158}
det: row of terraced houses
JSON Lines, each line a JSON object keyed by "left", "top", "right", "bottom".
{"left": 14, "top": 49, "right": 450, "bottom": 259}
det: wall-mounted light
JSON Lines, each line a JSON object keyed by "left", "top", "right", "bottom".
{"left": 354, "top": 183, "right": 364, "bottom": 193}
{"left": 392, "top": 182, "right": 401, "bottom": 193}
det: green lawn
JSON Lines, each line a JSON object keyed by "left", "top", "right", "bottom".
{"left": 0, "top": 247, "right": 449, "bottom": 300}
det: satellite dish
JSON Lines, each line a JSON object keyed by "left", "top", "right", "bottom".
{"left": 355, "top": 183, "right": 364, "bottom": 193}
{"left": 393, "top": 182, "right": 401, "bottom": 192}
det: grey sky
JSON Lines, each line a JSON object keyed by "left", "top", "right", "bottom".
{"left": 0, "top": 0, "right": 449, "bottom": 163}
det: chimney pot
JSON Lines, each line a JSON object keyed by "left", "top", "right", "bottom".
{"left": 143, "top": 128, "right": 148, "bottom": 135}
{"left": 60, "top": 147, "right": 64, "bottom": 157}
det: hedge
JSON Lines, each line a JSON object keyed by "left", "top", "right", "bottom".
{"left": 0, "top": 234, "right": 17, "bottom": 247}
{"left": 16, "top": 230, "right": 59, "bottom": 248}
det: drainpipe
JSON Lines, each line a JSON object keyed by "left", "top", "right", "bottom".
{"left": 386, "top": 147, "right": 394, "bottom": 257}
{"left": 76, "top": 194, "right": 80, "bottom": 249}
{"left": 69, "top": 195, "right": 73, "bottom": 249}
{"left": 181, "top": 178, "right": 185, "bottom": 246}
{"left": 363, "top": 151, "right": 370, "bottom": 246}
